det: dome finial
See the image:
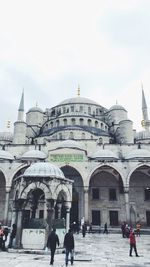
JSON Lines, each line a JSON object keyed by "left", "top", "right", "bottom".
{"left": 36, "top": 101, "right": 38, "bottom": 107}
{"left": 116, "top": 99, "right": 118, "bottom": 105}
{"left": 6, "top": 120, "right": 11, "bottom": 131}
{"left": 77, "top": 84, "right": 80, "bottom": 97}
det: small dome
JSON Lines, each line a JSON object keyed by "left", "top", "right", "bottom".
{"left": 59, "top": 97, "right": 98, "bottom": 105}
{"left": 27, "top": 106, "right": 43, "bottom": 113}
{"left": 125, "top": 149, "right": 150, "bottom": 160}
{"left": 89, "top": 149, "right": 119, "bottom": 160}
{"left": 55, "top": 140, "right": 85, "bottom": 151}
{"left": 0, "top": 150, "right": 14, "bottom": 160}
{"left": 24, "top": 162, "right": 65, "bottom": 178}
{"left": 21, "top": 150, "right": 47, "bottom": 160}
{"left": 109, "top": 104, "right": 126, "bottom": 112}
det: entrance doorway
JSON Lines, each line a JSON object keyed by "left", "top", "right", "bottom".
{"left": 109, "top": 210, "right": 118, "bottom": 226}
{"left": 92, "top": 210, "right": 101, "bottom": 225}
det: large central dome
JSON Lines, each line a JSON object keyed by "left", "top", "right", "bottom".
{"left": 58, "top": 96, "right": 99, "bottom": 105}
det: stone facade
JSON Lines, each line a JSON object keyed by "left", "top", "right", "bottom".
{"left": 0, "top": 88, "right": 150, "bottom": 236}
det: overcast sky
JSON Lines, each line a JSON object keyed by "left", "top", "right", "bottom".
{"left": 0, "top": 0, "right": 150, "bottom": 132}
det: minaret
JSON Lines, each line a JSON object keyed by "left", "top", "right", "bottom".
{"left": 17, "top": 89, "right": 24, "bottom": 121}
{"left": 77, "top": 85, "right": 80, "bottom": 97}
{"left": 142, "top": 85, "right": 150, "bottom": 131}
{"left": 13, "top": 90, "right": 26, "bottom": 144}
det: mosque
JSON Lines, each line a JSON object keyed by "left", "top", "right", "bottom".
{"left": 0, "top": 87, "right": 150, "bottom": 247}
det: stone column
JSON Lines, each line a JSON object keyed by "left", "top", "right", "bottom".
{"left": 84, "top": 188, "right": 89, "bottom": 223}
{"left": 65, "top": 202, "right": 71, "bottom": 232}
{"left": 46, "top": 199, "right": 55, "bottom": 232}
{"left": 57, "top": 202, "right": 62, "bottom": 219}
{"left": 15, "top": 199, "right": 25, "bottom": 248}
{"left": 4, "top": 187, "right": 10, "bottom": 225}
{"left": 10, "top": 200, "right": 18, "bottom": 227}
{"left": 124, "top": 187, "right": 130, "bottom": 224}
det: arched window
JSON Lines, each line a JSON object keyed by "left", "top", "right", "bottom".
{"left": 88, "top": 107, "right": 91, "bottom": 114}
{"left": 80, "top": 106, "right": 83, "bottom": 112}
{"left": 82, "top": 133, "right": 85, "bottom": 139}
{"left": 59, "top": 133, "right": 62, "bottom": 139}
{"left": 101, "top": 123, "right": 104, "bottom": 129}
{"left": 50, "top": 122, "right": 53, "bottom": 128}
{"left": 88, "top": 119, "right": 92, "bottom": 127}
{"left": 63, "top": 119, "right": 67, "bottom": 126}
{"left": 69, "top": 132, "right": 74, "bottom": 139}
{"left": 72, "top": 118, "right": 76, "bottom": 126}
{"left": 95, "top": 121, "right": 98, "bottom": 128}
{"left": 71, "top": 106, "right": 74, "bottom": 112}
{"left": 80, "top": 118, "right": 84, "bottom": 126}
{"left": 56, "top": 120, "right": 59, "bottom": 127}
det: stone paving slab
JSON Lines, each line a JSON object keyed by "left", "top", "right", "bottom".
{"left": 0, "top": 233, "right": 150, "bottom": 266}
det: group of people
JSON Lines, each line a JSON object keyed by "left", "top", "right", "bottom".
{"left": 0, "top": 223, "right": 17, "bottom": 251}
{"left": 47, "top": 228, "right": 74, "bottom": 266}
{"left": 121, "top": 222, "right": 141, "bottom": 238}
{"left": 121, "top": 221, "right": 141, "bottom": 257}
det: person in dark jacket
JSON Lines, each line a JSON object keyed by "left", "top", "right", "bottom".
{"left": 103, "top": 223, "right": 108, "bottom": 234}
{"left": 8, "top": 223, "right": 17, "bottom": 248}
{"left": 47, "top": 228, "right": 60, "bottom": 265}
{"left": 82, "top": 223, "right": 87, "bottom": 237}
{"left": 129, "top": 229, "right": 139, "bottom": 257}
{"left": 64, "top": 229, "right": 74, "bottom": 266}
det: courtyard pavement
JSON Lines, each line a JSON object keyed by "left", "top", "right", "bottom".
{"left": 1, "top": 232, "right": 150, "bottom": 267}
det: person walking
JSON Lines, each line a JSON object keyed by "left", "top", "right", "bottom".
{"left": 0, "top": 224, "right": 4, "bottom": 250}
{"left": 82, "top": 223, "right": 87, "bottom": 237}
{"left": 8, "top": 224, "right": 17, "bottom": 248}
{"left": 47, "top": 228, "right": 60, "bottom": 265}
{"left": 129, "top": 229, "right": 139, "bottom": 257}
{"left": 64, "top": 229, "right": 74, "bottom": 266}
{"left": 103, "top": 223, "right": 108, "bottom": 234}
{"left": 136, "top": 222, "right": 141, "bottom": 237}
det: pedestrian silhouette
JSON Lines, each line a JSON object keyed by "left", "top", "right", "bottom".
{"left": 103, "top": 223, "right": 108, "bottom": 234}
{"left": 129, "top": 229, "right": 139, "bottom": 257}
{"left": 64, "top": 229, "right": 74, "bottom": 266}
{"left": 8, "top": 224, "right": 17, "bottom": 248}
{"left": 47, "top": 228, "right": 59, "bottom": 265}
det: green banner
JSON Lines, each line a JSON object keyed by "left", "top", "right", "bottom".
{"left": 49, "top": 154, "right": 83, "bottom": 162}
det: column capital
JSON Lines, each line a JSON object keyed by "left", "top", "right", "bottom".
{"left": 64, "top": 201, "right": 71, "bottom": 210}
{"left": 84, "top": 188, "right": 89, "bottom": 194}
{"left": 46, "top": 198, "right": 55, "bottom": 210}
{"left": 124, "top": 187, "right": 129, "bottom": 193}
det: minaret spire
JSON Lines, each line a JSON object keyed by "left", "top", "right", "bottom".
{"left": 17, "top": 89, "right": 24, "bottom": 121}
{"left": 77, "top": 85, "right": 80, "bottom": 97}
{"left": 141, "top": 84, "right": 149, "bottom": 130}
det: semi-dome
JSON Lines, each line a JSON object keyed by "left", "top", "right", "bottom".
{"left": 0, "top": 150, "right": 14, "bottom": 160}
{"left": 21, "top": 150, "right": 47, "bottom": 160}
{"left": 27, "top": 106, "right": 43, "bottom": 113}
{"left": 125, "top": 149, "right": 150, "bottom": 160}
{"left": 89, "top": 149, "right": 119, "bottom": 160}
{"left": 0, "top": 132, "right": 13, "bottom": 141}
{"left": 55, "top": 140, "right": 86, "bottom": 151}
{"left": 109, "top": 104, "right": 126, "bottom": 112}
{"left": 59, "top": 97, "right": 99, "bottom": 106}
{"left": 136, "top": 130, "right": 150, "bottom": 140}
{"left": 24, "top": 162, "right": 65, "bottom": 178}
